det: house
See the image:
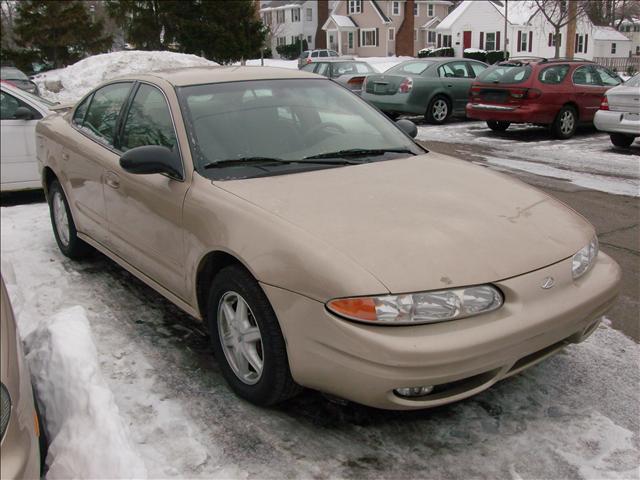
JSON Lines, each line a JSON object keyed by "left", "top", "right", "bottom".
{"left": 260, "top": 0, "right": 319, "bottom": 58}
{"left": 321, "top": 1, "right": 452, "bottom": 57}
{"left": 618, "top": 18, "right": 640, "bottom": 56}
{"left": 435, "top": 0, "right": 632, "bottom": 60}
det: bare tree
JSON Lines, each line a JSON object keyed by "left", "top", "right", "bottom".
{"left": 535, "top": 0, "right": 587, "bottom": 58}
{"left": 1, "top": 0, "right": 18, "bottom": 50}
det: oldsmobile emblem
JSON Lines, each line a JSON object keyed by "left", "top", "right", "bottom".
{"left": 541, "top": 276, "right": 555, "bottom": 289}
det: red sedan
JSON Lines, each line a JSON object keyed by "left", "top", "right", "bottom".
{"left": 466, "top": 58, "right": 622, "bottom": 139}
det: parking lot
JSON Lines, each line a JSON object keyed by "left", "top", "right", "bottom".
{"left": 2, "top": 119, "right": 638, "bottom": 479}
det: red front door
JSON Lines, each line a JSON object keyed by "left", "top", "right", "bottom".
{"left": 463, "top": 31, "right": 472, "bottom": 50}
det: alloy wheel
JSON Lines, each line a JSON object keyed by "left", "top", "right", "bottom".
{"left": 217, "top": 291, "right": 264, "bottom": 385}
{"left": 432, "top": 99, "right": 448, "bottom": 122}
{"left": 559, "top": 110, "right": 575, "bottom": 136}
{"left": 52, "top": 191, "right": 70, "bottom": 247}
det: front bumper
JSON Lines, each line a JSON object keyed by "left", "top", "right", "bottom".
{"left": 594, "top": 110, "right": 640, "bottom": 136}
{"left": 466, "top": 102, "right": 558, "bottom": 124}
{"left": 264, "top": 252, "right": 621, "bottom": 410}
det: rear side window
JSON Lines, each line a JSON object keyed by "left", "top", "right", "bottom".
{"left": 120, "top": 84, "right": 177, "bottom": 152}
{"left": 389, "top": 61, "right": 432, "bottom": 75}
{"left": 73, "top": 94, "right": 93, "bottom": 126}
{"left": 477, "top": 64, "right": 532, "bottom": 84}
{"left": 311, "top": 51, "right": 319, "bottom": 58}
{"left": 438, "top": 62, "right": 472, "bottom": 78}
{"left": 572, "top": 66, "right": 600, "bottom": 86}
{"left": 82, "top": 82, "right": 133, "bottom": 145}
{"left": 539, "top": 65, "right": 569, "bottom": 84}
{"left": 319, "top": 51, "right": 329, "bottom": 57}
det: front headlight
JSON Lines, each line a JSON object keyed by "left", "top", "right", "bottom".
{"left": 572, "top": 236, "right": 599, "bottom": 280}
{"left": 326, "top": 285, "right": 503, "bottom": 325}
{"left": 0, "top": 383, "right": 11, "bottom": 440}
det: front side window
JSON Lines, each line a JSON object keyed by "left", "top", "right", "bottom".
{"left": 349, "top": 0, "right": 362, "bottom": 14}
{"left": 572, "top": 66, "right": 599, "bottom": 86}
{"left": 120, "top": 84, "right": 178, "bottom": 152}
{"left": 469, "top": 62, "right": 487, "bottom": 77}
{"left": 81, "top": 82, "right": 133, "bottom": 145}
{"left": 438, "top": 62, "right": 471, "bottom": 78}
{"left": 0, "top": 90, "right": 40, "bottom": 120}
{"left": 539, "top": 65, "right": 569, "bottom": 84}
{"left": 178, "top": 79, "right": 423, "bottom": 180}
{"left": 315, "top": 63, "right": 329, "bottom": 76}
{"left": 594, "top": 66, "right": 621, "bottom": 86}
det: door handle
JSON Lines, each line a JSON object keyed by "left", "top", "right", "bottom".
{"left": 104, "top": 172, "right": 120, "bottom": 189}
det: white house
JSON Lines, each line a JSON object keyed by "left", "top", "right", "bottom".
{"left": 260, "top": 0, "right": 319, "bottom": 58}
{"left": 619, "top": 18, "right": 640, "bottom": 56}
{"left": 435, "top": 0, "right": 632, "bottom": 60}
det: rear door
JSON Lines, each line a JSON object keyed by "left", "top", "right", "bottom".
{"left": 438, "top": 61, "right": 475, "bottom": 112}
{"left": 572, "top": 65, "right": 607, "bottom": 121}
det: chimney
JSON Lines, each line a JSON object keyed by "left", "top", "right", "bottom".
{"left": 395, "top": 0, "right": 415, "bottom": 56}
{"left": 316, "top": 0, "right": 329, "bottom": 49}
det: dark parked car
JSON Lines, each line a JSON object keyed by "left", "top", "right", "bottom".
{"left": 466, "top": 58, "right": 622, "bottom": 139}
{"left": 301, "top": 59, "right": 375, "bottom": 95}
{"left": 361, "top": 58, "right": 488, "bottom": 124}
{"left": 0, "top": 67, "right": 39, "bottom": 96}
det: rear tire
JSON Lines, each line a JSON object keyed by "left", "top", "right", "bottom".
{"left": 47, "top": 180, "right": 91, "bottom": 259}
{"left": 487, "top": 120, "right": 510, "bottom": 132}
{"left": 610, "top": 133, "right": 634, "bottom": 148}
{"left": 551, "top": 105, "right": 577, "bottom": 139}
{"left": 425, "top": 96, "right": 451, "bottom": 125}
{"left": 207, "top": 265, "right": 301, "bottom": 406}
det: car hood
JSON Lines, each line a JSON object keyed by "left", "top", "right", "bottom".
{"left": 214, "top": 154, "right": 593, "bottom": 294}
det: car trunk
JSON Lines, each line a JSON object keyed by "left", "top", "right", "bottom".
{"left": 607, "top": 86, "right": 640, "bottom": 114}
{"left": 215, "top": 153, "right": 593, "bottom": 294}
{"left": 364, "top": 74, "right": 404, "bottom": 95}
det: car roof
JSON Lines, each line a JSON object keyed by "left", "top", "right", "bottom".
{"left": 118, "top": 66, "right": 320, "bottom": 87}
{"left": 314, "top": 58, "right": 365, "bottom": 63}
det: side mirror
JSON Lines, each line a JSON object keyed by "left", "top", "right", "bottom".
{"left": 396, "top": 118, "right": 418, "bottom": 138}
{"left": 120, "top": 145, "right": 182, "bottom": 179}
{"left": 14, "top": 106, "right": 34, "bottom": 120}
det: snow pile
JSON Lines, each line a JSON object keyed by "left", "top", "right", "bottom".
{"left": 464, "top": 48, "right": 487, "bottom": 54}
{"left": 33, "top": 50, "right": 218, "bottom": 103}
{"left": 26, "top": 306, "right": 147, "bottom": 479}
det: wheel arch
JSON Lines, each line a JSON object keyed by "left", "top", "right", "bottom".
{"left": 42, "top": 166, "right": 58, "bottom": 196}
{"left": 560, "top": 101, "right": 580, "bottom": 120}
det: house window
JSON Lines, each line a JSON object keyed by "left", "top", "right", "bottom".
{"left": 519, "top": 31, "right": 527, "bottom": 51}
{"left": 392, "top": 1, "right": 400, "bottom": 15}
{"left": 428, "top": 30, "right": 436, "bottom": 43}
{"left": 576, "top": 34, "right": 584, "bottom": 53}
{"left": 611, "top": 42, "right": 616, "bottom": 54}
{"left": 348, "top": 0, "right": 362, "bottom": 14}
{"left": 276, "top": 10, "right": 285, "bottom": 23}
{"left": 262, "top": 12, "right": 272, "bottom": 25}
{"left": 485, "top": 32, "right": 496, "bottom": 51}
{"left": 277, "top": 36, "right": 286, "bottom": 46}
{"left": 307, "top": 35, "right": 312, "bottom": 44}
{"left": 348, "top": 31, "right": 354, "bottom": 48}
{"left": 414, "top": 29, "right": 418, "bottom": 41}
{"left": 291, "top": 8, "right": 300, "bottom": 22}
{"left": 442, "top": 34, "right": 452, "bottom": 47}
{"left": 414, "top": 2, "right": 419, "bottom": 16}
{"left": 389, "top": 27, "right": 395, "bottom": 41}
{"left": 306, "top": 8, "right": 312, "bottom": 21}
{"left": 548, "top": 32, "right": 562, "bottom": 47}
{"left": 361, "top": 28, "right": 377, "bottom": 47}
{"left": 428, "top": 4, "right": 434, "bottom": 16}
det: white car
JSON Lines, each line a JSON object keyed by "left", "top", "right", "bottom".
{"left": 594, "top": 73, "right": 640, "bottom": 148}
{"left": 0, "top": 82, "right": 53, "bottom": 192}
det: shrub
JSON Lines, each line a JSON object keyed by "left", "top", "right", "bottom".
{"left": 275, "top": 39, "right": 308, "bottom": 60}
{"left": 626, "top": 64, "right": 638, "bottom": 76}
{"left": 486, "top": 50, "right": 509, "bottom": 64}
{"left": 417, "top": 48, "right": 432, "bottom": 58}
{"left": 262, "top": 48, "right": 272, "bottom": 59}
{"left": 463, "top": 49, "right": 487, "bottom": 62}
{"left": 420, "top": 47, "right": 454, "bottom": 58}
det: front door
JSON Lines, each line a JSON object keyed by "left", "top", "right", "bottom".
{"left": 572, "top": 65, "right": 608, "bottom": 121}
{"left": 463, "top": 31, "right": 472, "bottom": 50}
{"left": 438, "top": 61, "right": 475, "bottom": 112}
{"left": 103, "top": 82, "right": 190, "bottom": 299}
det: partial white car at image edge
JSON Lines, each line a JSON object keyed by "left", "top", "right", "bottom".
{"left": 594, "top": 73, "right": 640, "bottom": 148}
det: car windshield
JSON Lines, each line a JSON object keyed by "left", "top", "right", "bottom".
{"left": 1, "top": 67, "right": 28, "bottom": 81}
{"left": 476, "top": 64, "right": 532, "bottom": 84}
{"left": 178, "top": 79, "right": 422, "bottom": 179}
{"left": 387, "top": 61, "right": 433, "bottom": 75}
{"left": 624, "top": 73, "right": 640, "bottom": 87}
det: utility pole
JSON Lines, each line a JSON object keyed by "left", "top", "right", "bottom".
{"left": 566, "top": 0, "right": 577, "bottom": 59}
{"left": 503, "top": 0, "right": 508, "bottom": 59}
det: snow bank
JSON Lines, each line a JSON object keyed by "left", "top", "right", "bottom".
{"left": 26, "top": 306, "right": 147, "bottom": 479}
{"left": 33, "top": 50, "right": 218, "bottom": 103}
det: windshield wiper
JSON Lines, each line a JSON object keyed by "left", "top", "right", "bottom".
{"left": 203, "top": 156, "right": 358, "bottom": 169}
{"left": 304, "top": 148, "right": 416, "bottom": 160}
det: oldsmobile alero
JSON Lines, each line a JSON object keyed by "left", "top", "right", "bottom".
{"left": 35, "top": 66, "right": 620, "bottom": 410}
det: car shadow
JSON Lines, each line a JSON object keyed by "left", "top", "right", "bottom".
{"left": 0, "top": 189, "right": 46, "bottom": 206}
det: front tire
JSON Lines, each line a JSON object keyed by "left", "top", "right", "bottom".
{"left": 47, "top": 180, "right": 91, "bottom": 259}
{"left": 551, "top": 105, "right": 577, "bottom": 139}
{"left": 487, "top": 120, "right": 510, "bottom": 132}
{"left": 207, "top": 265, "right": 301, "bottom": 406}
{"left": 610, "top": 133, "right": 635, "bottom": 148}
{"left": 425, "top": 96, "right": 451, "bottom": 125}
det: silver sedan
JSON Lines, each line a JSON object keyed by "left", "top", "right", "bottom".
{"left": 594, "top": 73, "right": 640, "bottom": 148}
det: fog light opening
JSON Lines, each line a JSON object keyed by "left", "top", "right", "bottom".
{"left": 394, "top": 386, "right": 434, "bottom": 398}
